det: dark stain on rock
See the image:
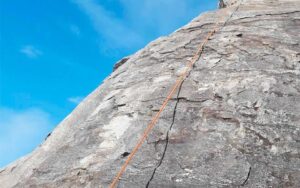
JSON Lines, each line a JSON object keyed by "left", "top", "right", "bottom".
{"left": 113, "top": 56, "right": 130, "bottom": 71}
{"left": 253, "top": 101, "right": 259, "bottom": 111}
{"left": 214, "top": 93, "right": 223, "bottom": 101}
{"left": 121, "top": 152, "right": 130, "bottom": 158}
{"left": 202, "top": 108, "right": 240, "bottom": 127}
{"left": 113, "top": 103, "right": 126, "bottom": 109}
{"left": 45, "top": 132, "right": 52, "bottom": 141}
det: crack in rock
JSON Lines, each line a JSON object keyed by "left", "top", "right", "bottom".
{"left": 145, "top": 4, "right": 243, "bottom": 187}
{"left": 145, "top": 80, "right": 185, "bottom": 188}
{"left": 241, "top": 166, "right": 251, "bottom": 186}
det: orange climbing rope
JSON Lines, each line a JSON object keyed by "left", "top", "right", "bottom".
{"left": 108, "top": 6, "right": 241, "bottom": 185}
{"left": 109, "top": 24, "right": 220, "bottom": 188}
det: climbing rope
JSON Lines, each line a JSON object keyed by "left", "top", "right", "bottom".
{"left": 109, "top": 4, "right": 241, "bottom": 188}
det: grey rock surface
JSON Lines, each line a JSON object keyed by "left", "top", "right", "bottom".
{"left": 219, "top": 0, "right": 240, "bottom": 8}
{"left": 1, "top": 0, "right": 300, "bottom": 187}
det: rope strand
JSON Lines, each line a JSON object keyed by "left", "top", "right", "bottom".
{"left": 109, "top": 3, "right": 242, "bottom": 186}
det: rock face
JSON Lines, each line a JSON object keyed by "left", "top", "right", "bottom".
{"left": 219, "top": 0, "right": 240, "bottom": 8}
{"left": 1, "top": 0, "right": 300, "bottom": 187}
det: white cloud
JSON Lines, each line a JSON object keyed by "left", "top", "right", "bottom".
{"left": 0, "top": 107, "right": 54, "bottom": 168}
{"left": 20, "top": 45, "right": 43, "bottom": 58}
{"left": 68, "top": 96, "right": 84, "bottom": 104}
{"left": 70, "top": 24, "right": 81, "bottom": 36}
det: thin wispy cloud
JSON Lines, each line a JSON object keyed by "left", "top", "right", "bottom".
{"left": 20, "top": 45, "right": 43, "bottom": 58}
{"left": 72, "top": 0, "right": 143, "bottom": 50}
{"left": 119, "top": 0, "right": 206, "bottom": 35}
{"left": 68, "top": 96, "right": 84, "bottom": 104}
{"left": 72, "top": 0, "right": 216, "bottom": 54}
{"left": 0, "top": 107, "right": 54, "bottom": 168}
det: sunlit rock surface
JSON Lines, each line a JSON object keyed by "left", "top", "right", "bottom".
{"left": 1, "top": 0, "right": 299, "bottom": 187}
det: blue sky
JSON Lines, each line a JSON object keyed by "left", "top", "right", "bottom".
{"left": 0, "top": 0, "right": 217, "bottom": 168}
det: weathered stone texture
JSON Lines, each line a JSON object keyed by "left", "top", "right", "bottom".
{"left": 1, "top": 0, "right": 299, "bottom": 187}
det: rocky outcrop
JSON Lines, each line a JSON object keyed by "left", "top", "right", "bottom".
{"left": 113, "top": 56, "right": 130, "bottom": 72}
{"left": 1, "top": 0, "right": 300, "bottom": 187}
{"left": 225, "top": 0, "right": 239, "bottom": 7}
{"left": 219, "top": 0, "right": 239, "bottom": 8}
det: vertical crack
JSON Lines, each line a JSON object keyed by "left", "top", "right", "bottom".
{"left": 241, "top": 167, "right": 251, "bottom": 186}
{"left": 145, "top": 77, "right": 185, "bottom": 188}
{"left": 145, "top": 3, "right": 243, "bottom": 187}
